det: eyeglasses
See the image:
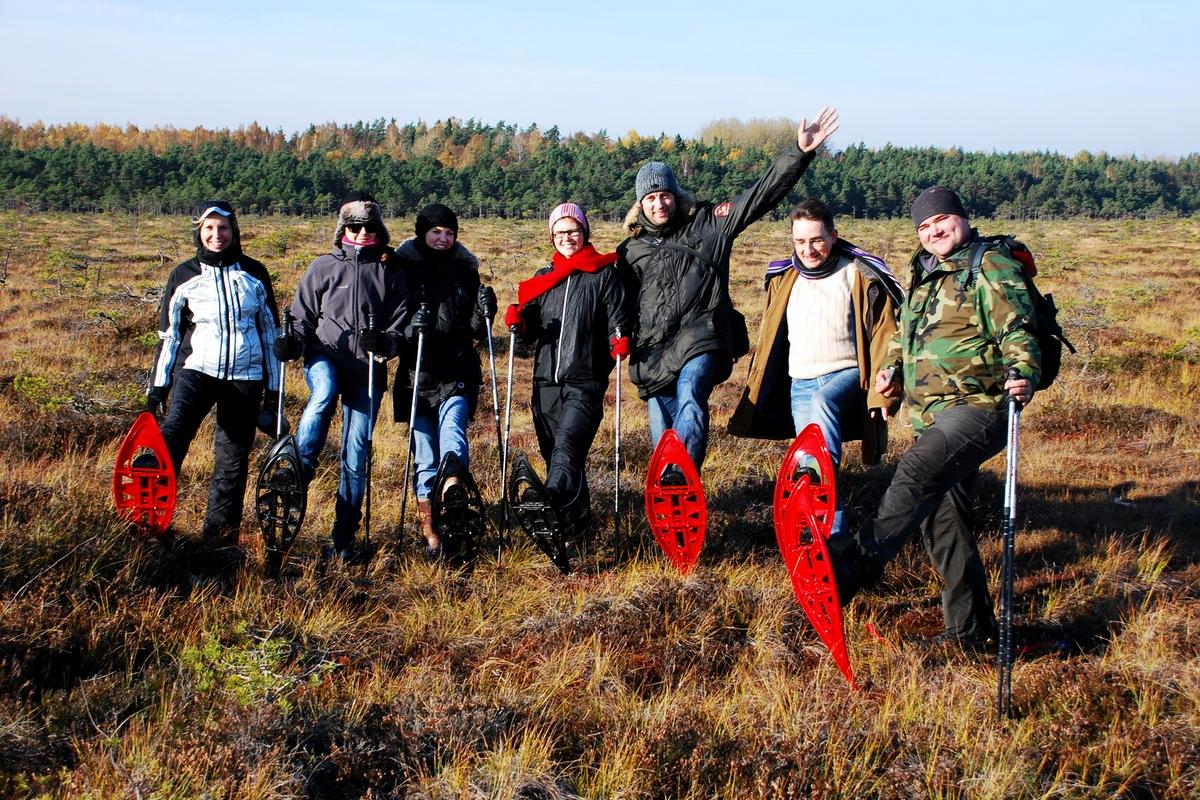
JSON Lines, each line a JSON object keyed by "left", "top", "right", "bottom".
{"left": 346, "top": 223, "right": 377, "bottom": 234}
{"left": 552, "top": 228, "right": 583, "bottom": 240}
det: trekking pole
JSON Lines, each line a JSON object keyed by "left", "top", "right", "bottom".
{"left": 398, "top": 303, "right": 428, "bottom": 546}
{"left": 613, "top": 325, "right": 623, "bottom": 537}
{"left": 998, "top": 367, "right": 1022, "bottom": 720}
{"left": 500, "top": 325, "right": 517, "bottom": 529}
{"left": 363, "top": 312, "right": 377, "bottom": 553}
{"left": 276, "top": 310, "right": 291, "bottom": 439}
{"left": 484, "top": 314, "right": 505, "bottom": 545}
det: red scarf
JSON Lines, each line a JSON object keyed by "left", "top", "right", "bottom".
{"left": 516, "top": 243, "right": 617, "bottom": 307}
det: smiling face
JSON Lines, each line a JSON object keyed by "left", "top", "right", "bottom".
{"left": 917, "top": 213, "right": 971, "bottom": 258}
{"left": 551, "top": 218, "right": 585, "bottom": 257}
{"left": 199, "top": 215, "right": 234, "bottom": 252}
{"left": 792, "top": 217, "right": 837, "bottom": 270}
{"left": 424, "top": 225, "right": 456, "bottom": 251}
{"left": 640, "top": 191, "right": 675, "bottom": 226}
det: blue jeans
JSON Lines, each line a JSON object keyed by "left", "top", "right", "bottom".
{"left": 647, "top": 352, "right": 724, "bottom": 471}
{"left": 790, "top": 366, "right": 864, "bottom": 537}
{"left": 295, "top": 353, "right": 384, "bottom": 547}
{"left": 412, "top": 394, "right": 470, "bottom": 500}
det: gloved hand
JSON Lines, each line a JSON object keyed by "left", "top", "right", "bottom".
{"left": 144, "top": 386, "right": 167, "bottom": 416}
{"left": 411, "top": 304, "right": 434, "bottom": 334}
{"left": 262, "top": 390, "right": 280, "bottom": 413}
{"left": 477, "top": 284, "right": 498, "bottom": 319}
{"left": 360, "top": 328, "right": 392, "bottom": 356}
{"left": 273, "top": 332, "right": 303, "bottom": 362}
{"left": 504, "top": 303, "right": 525, "bottom": 333}
{"left": 610, "top": 335, "right": 631, "bottom": 359}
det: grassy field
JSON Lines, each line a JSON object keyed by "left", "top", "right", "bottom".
{"left": 0, "top": 211, "right": 1197, "bottom": 798}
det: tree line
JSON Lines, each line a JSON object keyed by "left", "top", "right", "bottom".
{"left": 1, "top": 117, "right": 1196, "bottom": 219}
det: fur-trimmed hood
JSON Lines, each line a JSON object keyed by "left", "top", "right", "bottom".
{"left": 622, "top": 191, "right": 698, "bottom": 236}
{"left": 394, "top": 237, "right": 479, "bottom": 273}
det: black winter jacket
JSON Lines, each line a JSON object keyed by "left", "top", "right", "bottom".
{"left": 391, "top": 238, "right": 489, "bottom": 420}
{"left": 516, "top": 263, "right": 628, "bottom": 392}
{"left": 617, "top": 144, "right": 816, "bottom": 398}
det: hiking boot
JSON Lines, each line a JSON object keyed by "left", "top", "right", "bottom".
{"left": 660, "top": 465, "right": 687, "bottom": 487}
{"left": 910, "top": 628, "right": 998, "bottom": 655}
{"left": 416, "top": 498, "right": 441, "bottom": 558}
{"left": 827, "top": 539, "right": 883, "bottom": 606}
{"left": 321, "top": 543, "right": 358, "bottom": 564}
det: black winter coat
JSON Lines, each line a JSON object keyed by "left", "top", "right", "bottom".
{"left": 391, "top": 238, "right": 488, "bottom": 420}
{"left": 516, "top": 263, "right": 628, "bottom": 392}
{"left": 617, "top": 145, "right": 816, "bottom": 399}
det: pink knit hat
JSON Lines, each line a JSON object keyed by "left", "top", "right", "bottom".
{"left": 547, "top": 202, "right": 589, "bottom": 241}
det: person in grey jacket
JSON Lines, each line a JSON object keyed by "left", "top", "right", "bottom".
{"left": 504, "top": 202, "right": 629, "bottom": 530}
{"left": 273, "top": 191, "right": 410, "bottom": 562}
{"left": 616, "top": 106, "right": 839, "bottom": 476}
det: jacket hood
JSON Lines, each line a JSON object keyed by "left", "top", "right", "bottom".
{"left": 395, "top": 237, "right": 479, "bottom": 271}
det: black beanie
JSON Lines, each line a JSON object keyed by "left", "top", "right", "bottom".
{"left": 415, "top": 203, "right": 459, "bottom": 240}
{"left": 910, "top": 186, "right": 968, "bottom": 229}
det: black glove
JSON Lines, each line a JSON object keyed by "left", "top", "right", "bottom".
{"left": 360, "top": 329, "right": 392, "bottom": 357}
{"left": 145, "top": 386, "right": 167, "bottom": 416}
{"left": 477, "top": 284, "right": 498, "bottom": 319}
{"left": 262, "top": 390, "right": 280, "bottom": 413}
{"left": 411, "top": 304, "right": 434, "bottom": 334}
{"left": 273, "top": 332, "right": 303, "bottom": 362}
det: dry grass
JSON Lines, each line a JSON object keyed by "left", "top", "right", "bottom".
{"left": 0, "top": 211, "right": 1197, "bottom": 798}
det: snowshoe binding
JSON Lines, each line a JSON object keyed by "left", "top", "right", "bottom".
{"left": 508, "top": 454, "right": 572, "bottom": 574}
{"left": 430, "top": 453, "right": 484, "bottom": 564}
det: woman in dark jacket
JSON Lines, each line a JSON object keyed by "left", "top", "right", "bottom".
{"left": 146, "top": 200, "right": 280, "bottom": 541}
{"left": 504, "top": 202, "right": 629, "bottom": 529}
{"left": 392, "top": 204, "right": 496, "bottom": 556}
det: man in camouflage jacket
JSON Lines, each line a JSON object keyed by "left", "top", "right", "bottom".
{"left": 831, "top": 186, "right": 1039, "bottom": 643}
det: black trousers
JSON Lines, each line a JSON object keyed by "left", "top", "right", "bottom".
{"left": 160, "top": 368, "right": 263, "bottom": 537}
{"left": 862, "top": 403, "right": 1007, "bottom": 636}
{"left": 531, "top": 383, "right": 606, "bottom": 522}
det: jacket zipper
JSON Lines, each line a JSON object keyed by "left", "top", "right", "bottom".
{"left": 555, "top": 275, "right": 572, "bottom": 383}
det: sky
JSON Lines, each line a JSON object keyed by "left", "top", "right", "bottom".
{"left": 1, "top": 0, "right": 1197, "bottom": 158}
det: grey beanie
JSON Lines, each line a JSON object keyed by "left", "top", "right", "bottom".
{"left": 635, "top": 161, "right": 681, "bottom": 203}
{"left": 910, "top": 186, "right": 968, "bottom": 229}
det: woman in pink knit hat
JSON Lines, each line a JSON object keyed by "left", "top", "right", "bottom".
{"left": 504, "top": 203, "right": 630, "bottom": 544}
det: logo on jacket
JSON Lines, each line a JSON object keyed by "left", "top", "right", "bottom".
{"left": 714, "top": 202, "right": 732, "bottom": 218}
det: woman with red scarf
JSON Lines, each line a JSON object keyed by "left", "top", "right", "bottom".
{"left": 504, "top": 203, "right": 630, "bottom": 532}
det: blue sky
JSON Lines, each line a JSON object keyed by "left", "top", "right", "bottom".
{"left": 2, "top": 0, "right": 1196, "bottom": 157}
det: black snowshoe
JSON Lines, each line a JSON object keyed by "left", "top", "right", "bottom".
{"left": 254, "top": 434, "right": 307, "bottom": 576}
{"left": 508, "top": 454, "right": 574, "bottom": 574}
{"left": 430, "top": 453, "right": 484, "bottom": 564}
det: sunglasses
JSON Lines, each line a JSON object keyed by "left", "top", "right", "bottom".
{"left": 345, "top": 222, "right": 377, "bottom": 234}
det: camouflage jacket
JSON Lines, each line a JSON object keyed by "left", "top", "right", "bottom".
{"left": 887, "top": 235, "right": 1041, "bottom": 433}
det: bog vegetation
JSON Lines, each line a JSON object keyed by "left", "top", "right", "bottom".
{"left": 1, "top": 116, "right": 1198, "bottom": 219}
{"left": 0, "top": 211, "right": 1198, "bottom": 798}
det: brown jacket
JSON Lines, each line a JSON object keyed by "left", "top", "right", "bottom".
{"left": 727, "top": 246, "right": 901, "bottom": 464}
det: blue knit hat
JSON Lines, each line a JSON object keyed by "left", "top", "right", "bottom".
{"left": 635, "top": 161, "right": 681, "bottom": 202}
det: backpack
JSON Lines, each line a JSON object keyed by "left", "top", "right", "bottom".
{"left": 960, "top": 235, "right": 1076, "bottom": 391}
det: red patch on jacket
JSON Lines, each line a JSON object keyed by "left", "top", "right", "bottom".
{"left": 714, "top": 202, "right": 732, "bottom": 217}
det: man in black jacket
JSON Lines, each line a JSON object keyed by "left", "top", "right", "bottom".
{"left": 617, "top": 106, "right": 839, "bottom": 474}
